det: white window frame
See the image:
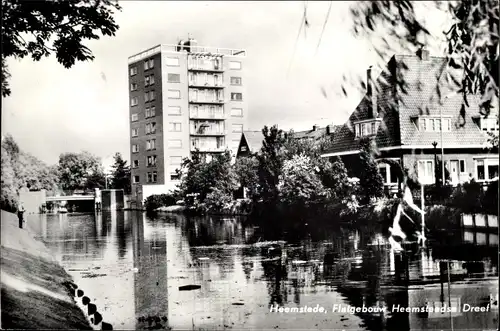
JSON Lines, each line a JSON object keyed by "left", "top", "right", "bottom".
{"left": 147, "top": 155, "right": 157, "bottom": 167}
{"left": 130, "top": 82, "right": 137, "bottom": 91}
{"left": 229, "top": 61, "right": 242, "bottom": 70}
{"left": 170, "top": 156, "right": 182, "bottom": 166}
{"left": 130, "top": 67, "right": 137, "bottom": 76}
{"left": 231, "top": 108, "right": 243, "bottom": 117}
{"left": 168, "top": 73, "right": 181, "bottom": 83}
{"left": 475, "top": 158, "right": 499, "bottom": 182}
{"left": 231, "top": 92, "right": 243, "bottom": 101}
{"left": 168, "top": 89, "right": 181, "bottom": 99}
{"left": 168, "top": 139, "right": 182, "bottom": 149}
{"left": 131, "top": 113, "right": 139, "bottom": 122}
{"left": 132, "top": 144, "right": 139, "bottom": 153}
{"left": 131, "top": 128, "right": 139, "bottom": 137}
{"left": 169, "top": 122, "right": 182, "bottom": 132}
{"left": 232, "top": 124, "right": 243, "bottom": 133}
{"left": 230, "top": 77, "right": 242, "bottom": 85}
{"left": 130, "top": 97, "right": 138, "bottom": 106}
{"left": 166, "top": 57, "right": 180, "bottom": 66}
{"left": 133, "top": 175, "right": 140, "bottom": 183}
{"left": 417, "top": 160, "right": 435, "bottom": 185}
{"left": 168, "top": 106, "right": 181, "bottom": 115}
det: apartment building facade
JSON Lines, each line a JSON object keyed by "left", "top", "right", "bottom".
{"left": 128, "top": 39, "right": 247, "bottom": 204}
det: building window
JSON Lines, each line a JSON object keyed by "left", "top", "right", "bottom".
{"left": 169, "top": 122, "right": 182, "bottom": 132}
{"left": 168, "top": 73, "right": 180, "bottom": 83}
{"left": 480, "top": 117, "right": 499, "bottom": 132}
{"left": 476, "top": 158, "right": 499, "bottom": 181}
{"left": 229, "top": 61, "right": 241, "bottom": 70}
{"left": 130, "top": 82, "right": 138, "bottom": 91}
{"left": 146, "top": 139, "right": 156, "bottom": 150}
{"left": 131, "top": 113, "right": 139, "bottom": 122}
{"left": 145, "top": 122, "right": 156, "bottom": 134}
{"left": 417, "top": 160, "right": 434, "bottom": 185}
{"left": 168, "top": 139, "right": 182, "bottom": 149}
{"left": 459, "top": 160, "right": 466, "bottom": 173}
{"left": 231, "top": 108, "right": 243, "bottom": 117}
{"left": 144, "top": 58, "right": 154, "bottom": 70}
{"left": 130, "top": 97, "right": 138, "bottom": 106}
{"left": 231, "top": 92, "right": 242, "bottom": 101}
{"left": 166, "top": 57, "right": 179, "bottom": 66}
{"left": 230, "top": 77, "right": 242, "bottom": 85}
{"left": 354, "top": 120, "right": 381, "bottom": 138}
{"left": 147, "top": 171, "right": 158, "bottom": 183}
{"left": 131, "top": 128, "right": 139, "bottom": 137}
{"left": 170, "top": 156, "right": 182, "bottom": 165}
{"left": 168, "top": 89, "right": 181, "bottom": 99}
{"left": 132, "top": 144, "right": 139, "bottom": 153}
{"left": 419, "top": 117, "right": 452, "bottom": 132}
{"left": 145, "top": 75, "right": 155, "bottom": 87}
{"left": 133, "top": 160, "right": 139, "bottom": 168}
{"left": 147, "top": 155, "right": 157, "bottom": 167}
{"left": 130, "top": 67, "right": 137, "bottom": 76}
{"left": 144, "top": 90, "right": 155, "bottom": 102}
{"left": 145, "top": 106, "right": 156, "bottom": 118}
{"left": 168, "top": 106, "right": 181, "bottom": 115}
{"left": 133, "top": 175, "right": 140, "bottom": 183}
{"left": 232, "top": 124, "right": 243, "bottom": 133}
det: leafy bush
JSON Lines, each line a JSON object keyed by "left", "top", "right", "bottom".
{"left": 358, "top": 139, "right": 384, "bottom": 204}
{"left": 144, "top": 194, "right": 177, "bottom": 212}
{"left": 205, "top": 187, "right": 233, "bottom": 213}
{"left": 425, "top": 184, "right": 454, "bottom": 205}
{"left": 451, "top": 181, "right": 484, "bottom": 214}
{"left": 482, "top": 179, "right": 498, "bottom": 215}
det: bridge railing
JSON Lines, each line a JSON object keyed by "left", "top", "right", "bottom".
{"left": 46, "top": 189, "right": 96, "bottom": 197}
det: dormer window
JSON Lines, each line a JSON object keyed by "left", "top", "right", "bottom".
{"left": 417, "top": 116, "right": 451, "bottom": 132}
{"left": 480, "top": 117, "right": 499, "bottom": 133}
{"left": 354, "top": 119, "right": 381, "bottom": 138}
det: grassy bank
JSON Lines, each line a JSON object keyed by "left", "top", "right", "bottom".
{"left": 0, "top": 210, "right": 92, "bottom": 330}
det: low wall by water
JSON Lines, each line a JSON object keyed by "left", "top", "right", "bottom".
{"left": 0, "top": 210, "right": 113, "bottom": 330}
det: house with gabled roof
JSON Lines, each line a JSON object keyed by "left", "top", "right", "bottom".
{"left": 321, "top": 49, "right": 499, "bottom": 190}
{"left": 235, "top": 124, "right": 341, "bottom": 158}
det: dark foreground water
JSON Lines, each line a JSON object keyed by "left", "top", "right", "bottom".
{"left": 27, "top": 212, "right": 498, "bottom": 330}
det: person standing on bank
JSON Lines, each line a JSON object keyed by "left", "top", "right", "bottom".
{"left": 17, "top": 203, "right": 26, "bottom": 229}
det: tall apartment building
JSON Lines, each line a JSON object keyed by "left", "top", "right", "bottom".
{"left": 128, "top": 39, "right": 247, "bottom": 204}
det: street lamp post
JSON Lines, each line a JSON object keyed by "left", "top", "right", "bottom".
{"left": 432, "top": 141, "right": 438, "bottom": 185}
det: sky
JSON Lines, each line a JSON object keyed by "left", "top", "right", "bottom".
{"left": 1, "top": 1, "right": 450, "bottom": 170}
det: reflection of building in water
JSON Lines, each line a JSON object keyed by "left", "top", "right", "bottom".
{"left": 132, "top": 213, "right": 169, "bottom": 329}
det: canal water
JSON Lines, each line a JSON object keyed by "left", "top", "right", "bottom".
{"left": 27, "top": 212, "right": 498, "bottom": 330}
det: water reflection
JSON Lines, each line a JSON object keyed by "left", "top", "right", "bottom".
{"left": 27, "top": 212, "right": 498, "bottom": 330}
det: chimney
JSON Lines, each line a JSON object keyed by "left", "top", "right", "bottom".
{"left": 312, "top": 124, "right": 319, "bottom": 131}
{"left": 416, "top": 48, "right": 429, "bottom": 61}
{"left": 367, "top": 66, "right": 378, "bottom": 118}
{"left": 326, "top": 124, "right": 334, "bottom": 135}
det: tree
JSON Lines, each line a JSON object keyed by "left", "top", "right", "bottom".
{"left": 1, "top": 0, "right": 121, "bottom": 97}
{"left": 321, "top": 156, "right": 351, "bottom": 202}
{"left": 256, "top": 125, "right": 288, "bottom": 203}
{"left": 358, "top": 138, "right": 384, "bottom": 204}
{"left": 178, "top": 150, "right": 237, "bottom": 203}
{"left": 346, "top": 1, "right": 498, "bottom": 116}
{"left": 1, "top": 134, "right": 59, "bottom": 211}
{"left": 278, "top": 154, "right": 328, "bottom": 206}
{"left": 234, "top": 156, "right": 259, "bottom": 200}
{"left": 110, "top": 152, "right": 131, "bottom": 194}
{"left": 57, "top": 151, "right": 105, "bottom": 191}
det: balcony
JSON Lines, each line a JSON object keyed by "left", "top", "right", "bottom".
{"left": 189, "top": 111, "right": 225, "bottom": 120}
{"left": 190, "top": 146, "right": 226, "bottom": 152}
{"left": 188, "top": 66, "right": 224, "bottom": 73}
{"left": 188, "top": 81, "right": 224, "bottom": 89}
{"left": 189, "top": 98, "right": 225, "bottom": 105}
{"left": 190, "top": 129, "right": 226, "bottom": 136}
